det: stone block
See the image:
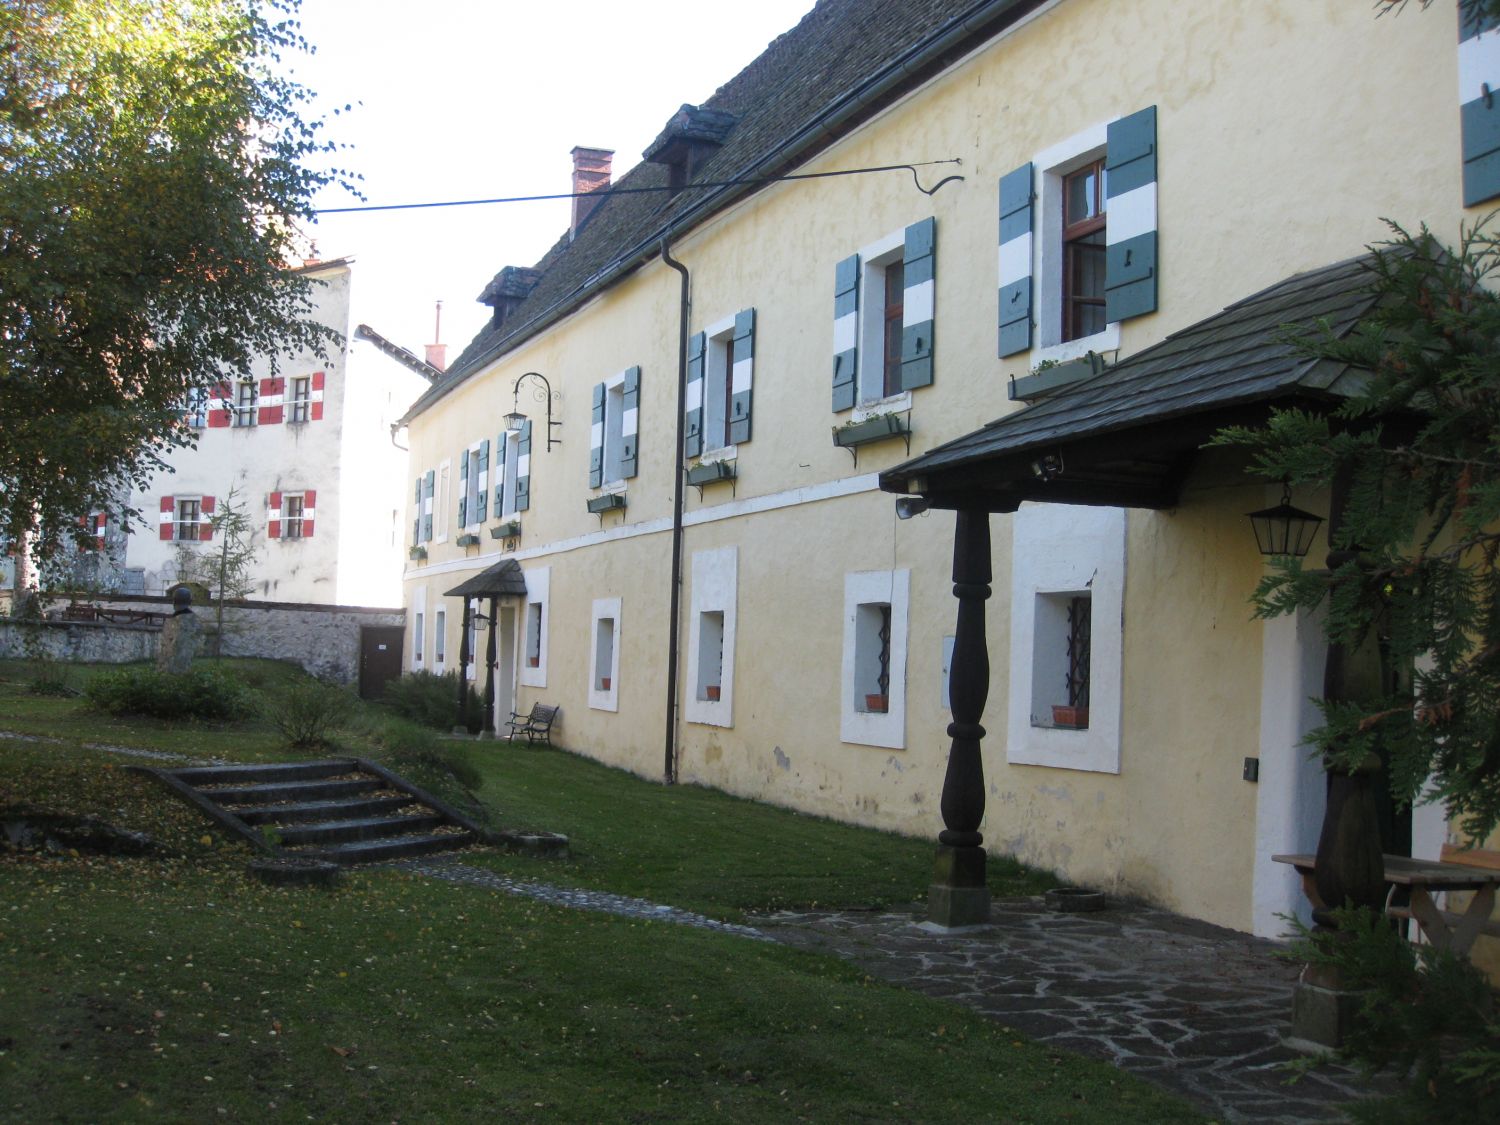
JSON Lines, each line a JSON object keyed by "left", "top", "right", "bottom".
{"left": 928, "top": 882, "right": 991, "bottom": 927}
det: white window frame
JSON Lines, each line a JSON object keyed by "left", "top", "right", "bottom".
{"left": 588, "top": 597, "right": 621, "bottom": 712}
{"left": 1029, "top": 120, "right": 1123, "bottom": 365}
{"left": 288, "top": 376, "right": 311, "bottom": 424}
{"left": 413, "top": 609, "right": 425, "bottom": 667}
{"left": 233, "top": 378, "right": 258, "bottom": 427}
{"left": 186, "top": 387, "right": 208, "bottom": 428}
{"left": 519, "top": 566, "right": 549, "bottom": 688}
{"left": 685, "top": 547, "right": 737, "bottom": 727}
{"left": 434, "top": 607, "right": 446, "bottom": 672}
{"left": 840, "top": 569, "right": 909, "bottom": 749}
{"left": 499, "top": 428, "right": 522, "bottom": 520}
{"left": 853, "top": 227, "right": 914, "bottom": 414}
{"left": 282, "top": 492, "right": 306, "bottom": 539}
{"left": 465, "top": 599, "right": 478, "bottom": 681}
{"left": 435, "top": 460, "right": 451, "bottom": 542}
{"left": 1006, "top": 504, "right": 1125, "bottom": 774}
{"left": 174, "top": 497, "right": 202, "bottom": 542}
{"left": 700, "top": 314, "right": 739, "bottom": 457}
{"left": 462, "top": 445, "right": 483, "bottom": 531}
{"left": 599, "top": 369, "right": 630, "bottom": 488}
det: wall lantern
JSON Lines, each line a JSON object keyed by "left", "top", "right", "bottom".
{"left": 1247, "top": 484, "right": 1324, "bottom": 558}
{"left": 505, "top": 371, "right": 561, "bottom": 451}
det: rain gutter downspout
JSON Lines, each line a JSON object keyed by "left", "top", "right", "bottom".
{"left": 398, "top": 0, "right": 1034, "bottom": 427}
{"left": 660, "top": 235, "right": 691, "bottom": 784}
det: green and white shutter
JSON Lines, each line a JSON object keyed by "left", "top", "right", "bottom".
{"left": 900, "top": 217, "right": 936, "bottom": 391}
{"left": 997, "top": 162, "right": 1035, "bottom": 357}
{"left": 684, "top": 332, "right": 706, "bottom": 457}
{"left": 589, "top": 382, "right": 606, "bottom": 488}
{"left": 620, "top": 365, "right": 640, "bottom": 479}
{"left": 832, "top": 253, "right": 859, "bottom": 411}
{"left": 1461, "top": 4, "right": 1500, "bottom": 205}
{"left": 1104, "top": 105, "right": 1158, "bottom": 323}
{"left": 412, "top": 478, "right": 422, "bottom": 546}
{"left": 421, "top": 469, "right": 434, "bottom": 542}
{"left": 475, "top": 439, "right": 490, "bottom": 523}
{"left": 728, "top": 309, "right": 755, "bottom": 444}
{"left": 492, "top": 433, "right": 507, "bottom": 517}
{"left": 516, "top": 420, "right": 532, "bottom": 511}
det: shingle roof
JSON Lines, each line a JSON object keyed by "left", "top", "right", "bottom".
{"left": 402, "top": 0, "right": 1043, "bottom": 423}
{"left": 880, "top": 253, "right": 1383, "bottom": 507}
{"left": 444, "top": 557, "right": 527, "bottom": 598}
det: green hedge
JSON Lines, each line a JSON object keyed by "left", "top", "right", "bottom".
{"left": 382, "top": 670, "right": 482, "bottom": 732}
{"left": 84, "top": 666, "right": 257, "bottom": 722}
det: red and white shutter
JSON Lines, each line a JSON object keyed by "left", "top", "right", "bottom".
{"left": 258, "top": 376, "right": 285, "bottom": 425}
{"left": 267, "top": 491, "right": 282, "bottom": 539}
{"left": 310, "top": 371, "right": 325, "bottom": 421}
{"left": 159, "top": 496, "right": 175, "bottom": 540}
{"left": 208, "top": 380, "right": 233, "bottom": 428}
{"left": 302, "top": 489, "right": 316, "bottom": 538}
{"left": 199, "top": 495, "right": 216, "bottom": 541}
{"left": 93, "top": 512, "right": 106, "bottom": 550}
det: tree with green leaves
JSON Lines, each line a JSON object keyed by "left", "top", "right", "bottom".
{"left": 172, "top": 486, "right": 258, "bottom": 653}
{"left": 0, "top": 0, "right": 354, "bottom": 603}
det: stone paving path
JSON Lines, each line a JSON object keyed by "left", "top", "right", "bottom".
{"left": 750, "top": 899, "right": 1387, "bottom": 1124}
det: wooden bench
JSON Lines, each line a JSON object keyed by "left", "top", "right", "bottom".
{"left": 504, "top": 703, "right": 559, "bottom": 747}
{"left": 1385, "top": 844, "right": 1500, "bottom": 946}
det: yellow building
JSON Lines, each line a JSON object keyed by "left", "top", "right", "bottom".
{"left": 399, "top": 0, "right": 1491, "bottom": 940}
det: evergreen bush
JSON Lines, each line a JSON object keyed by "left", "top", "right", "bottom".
{"left": 382, "top": 670, "right": 482, "bottom": 733}
{"left": 272, "top": 678, "right": 355, "bottom": 749}
{"left": 84, "top": 666, "right": 256, "bottom": 722}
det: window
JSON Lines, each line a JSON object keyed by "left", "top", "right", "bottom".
{"left": 436, "top": 462, "right": 450, "bottom": 540}
{"left": 840, "top": 569, "right": 909, "bottom": 749}
{"left": 588, "top": 597, "right": 621, "bottom": 711}
{"left": 414, "top": 611, "right": 424, "bottom": 666}
{"left": 458, "top": 442, "right": 488, "bottom": 528}
{"left": 434, "top": 609, "right": 446, "bottom": 668}
{"left": 466, "top": 600, "right": 478, "bottom": 680}
{"left": 589, "top": 369, "right": 639, "bottom": 488}
{"left": 686, "top": 548, "right": 737, "bottom": 726}
{"left": 998, "top": 107, "right": 1158, "bottom": 362}
{"left": 687, "top": 311, "right": 755, "bottom": 457}
{"left": 233, "top": 379, "right": 257, "bottom": 427}
{"left": 288, "top": 376, "right": 311, "bottom": 423}
{"left": 1006, "top": 504, "right": 1124, "bottom": 774}
{"left": 831, "top": 218, "right": 935, "bottom": 411}
{"left": 1062, "top": 159, "right": 1107, "bottom": 343}
{"left": 175, "top": 498, "right": 201, "bottom": 541}
{"left": 186, "top": 387, "right": 208, "bottom": 428}
{"left": 520, "top": 566, "right": 549, "bottom": 688}
{"left": 283, "top": 493, "right": 306, "bottom": 539}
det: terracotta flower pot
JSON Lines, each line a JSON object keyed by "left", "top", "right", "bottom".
{"left": 705, "top": 685, "right": 721, "bottom": 701}
{"left": 527, "top": 656, "right": 539, "bottom": 667}
{"left": 1052, "top": 704, "right": 1089, "bottom": 728}
{"left": 600, "top": 677, "right": 611, "bottom": 691}
{"left": 864, "top": 693, "right": 888, "bottom": 713}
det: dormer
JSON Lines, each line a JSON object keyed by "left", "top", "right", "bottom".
{"left": 478, "top": 266, "right": 542, "bottom": 332}
{"left": 643, "top": 104, "right": 738, "bottom": 194}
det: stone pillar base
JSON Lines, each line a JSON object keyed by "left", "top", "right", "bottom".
{"left": 1287, "top": 962, "right": 1363, "bottom": 1051}
{"left": 928, "top": 844, "right": 990, "bottom": 927}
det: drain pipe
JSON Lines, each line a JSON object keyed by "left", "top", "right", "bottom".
{"left": 660, "top": 236, "right": 691, "bottom": 784}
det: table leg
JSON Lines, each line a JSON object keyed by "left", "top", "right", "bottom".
{"left": 1449, "top": 884, "right": 1496, "bottom": 957}
{"left": 1405, "top": 886, "right": 1455, "bottom": 953}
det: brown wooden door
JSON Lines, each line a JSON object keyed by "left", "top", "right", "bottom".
{"left": 359, "top": 625, "right": 405, "bottom": 700}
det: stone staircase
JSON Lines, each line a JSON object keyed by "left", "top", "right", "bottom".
{"left": 134, "top": 757, "right": 494, "bottom": 865}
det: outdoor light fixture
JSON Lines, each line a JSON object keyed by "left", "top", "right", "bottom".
{"left": 895, "top": 496, "right": 930, "bottom": 520}
{"left": 505, "top": 371, "right": 561, "bottom": 451}
{"left": 1030, "top": 452, "right": 1065, "bottom": 481}
{"left": 1247, "top": 483, "right": 1324, "bottom": 558}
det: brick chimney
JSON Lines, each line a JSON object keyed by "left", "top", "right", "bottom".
{"left": 424, "top": 300, "right": 447, "bottom": 373}
{"left": 570, "top": 146, "right": 614, "bottom": 237}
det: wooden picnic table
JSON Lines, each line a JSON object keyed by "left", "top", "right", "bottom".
{"left": 1274, "top": 851, "right": 1500, "bottom": 957}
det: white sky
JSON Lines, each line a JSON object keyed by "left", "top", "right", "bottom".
{"left": 291, "top": 0, "right": 817, "bottom": 363}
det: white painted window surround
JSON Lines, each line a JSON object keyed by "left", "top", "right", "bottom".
{"left": 700, "top": 313, "right": 740, "bottom": 458}
{"left": 594, "top": 367, "right": 634, "bottom": 489}
{"left": 854, "top": 226, "right": 916, "bottom": 411}
{"left": 500, "top": 429, "right": 522, "bottom": 520}
{"left": 434, "top": 607, "right": 446, "bottom": 672}
{"left": 686, "top": 547, "right": 737, "bottom": 727}
{"left": 841, "top": 569, "right": 910, "bottom": 750}
{"left": 589, "top": 597, "right": 621, "bottom": 712}
{"left": 519, "top": 566, "right": 549, "bottom": 689}
{"left": 436, "top": 459, "right": 451, "bottom": 542}
{"left": 1026, "top": 120, "right": 1122, "bottom": 365}
{"left": 1006, "top": 504, "right": 1124, "bottom": 773}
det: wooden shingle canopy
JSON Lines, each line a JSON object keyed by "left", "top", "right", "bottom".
{"left": 879, "top": 255, "right": 1383, "bottom": 513}
{"left": 444, "top": 558, "right": 527, "bottom": 599}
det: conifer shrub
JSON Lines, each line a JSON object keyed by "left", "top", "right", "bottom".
{"left": 84, "top": 666, "right": 256, "bottom": 722}
{"left": 381, "top": 670, "right": 482, "bottom": 733}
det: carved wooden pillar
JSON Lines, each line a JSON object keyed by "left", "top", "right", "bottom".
{"left": 929, "top": 507, "right": 992, "bottom": 927}
{"left": 482, "top": 595, "right": 499, "bottom": 738}
{"left": 455, "top": 599, "right": 472, "bottom": 734}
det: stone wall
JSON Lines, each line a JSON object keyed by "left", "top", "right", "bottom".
{"left": 0, "top": 594, "right": 404, "bottom": 684}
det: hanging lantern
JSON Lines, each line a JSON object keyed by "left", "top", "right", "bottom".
{"left": 1248, "top": 484, "right": 1324, "bottom": 558}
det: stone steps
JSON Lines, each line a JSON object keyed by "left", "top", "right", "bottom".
{"left": 133, "top": 757, "right": 493, "bottom": 867}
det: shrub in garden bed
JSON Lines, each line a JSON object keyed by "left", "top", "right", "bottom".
{"left": 84, "top": 665, "right": 256, "bottom": 722}
{"left": 382, "top": 669, "right": 483, "bottom": 732}
{"left": 272, "top": 678, "right": 356, "bottom": 748}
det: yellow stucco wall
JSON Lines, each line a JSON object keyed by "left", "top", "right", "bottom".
{"left": 404, "top": 0, "right": 1469, "bottom": 934}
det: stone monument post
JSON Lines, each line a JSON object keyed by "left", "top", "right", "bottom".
{"left": 156, "top": 586, "right": 200, "bottom": 674}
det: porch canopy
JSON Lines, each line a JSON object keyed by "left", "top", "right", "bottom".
{"left": 879, "top": 254, "right": 1381, "bottom": 511}
{"left": 444, "top": 557, "right": 528, "bottom": 599}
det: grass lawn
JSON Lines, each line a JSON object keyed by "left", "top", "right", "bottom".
{"left": 0, "top": 660, "right": 1204, "bottom": 1122}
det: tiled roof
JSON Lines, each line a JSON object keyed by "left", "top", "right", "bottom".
{"left": 880, "top": 254, "right": 1382, "bottom": 504}
{"left": 404, "top": 0, "right": 1043, "bottom": 422}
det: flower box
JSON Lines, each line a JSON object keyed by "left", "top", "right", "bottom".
{"left": 408, "top": 546, "right": 427, "bottom": 561}
{"left": 490, "top": 520, "right": 521, "bottom": 540}
{"left": 456, "top": 532, "right": 481, "bottom": 548}
{"left": 864, "top": 693, "right": 888, "bottom": 714}
{"left": 686, "top": 460, "right": 737, "bottom": 486}
{"left": 833, "top": 413, "right": 909, "bottom": 449}
{"left": 586, "top": 492, "right": 627, "bottom": 515}
{"left": 1051, "top": 704, "right": 1089, "bottom": 729}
